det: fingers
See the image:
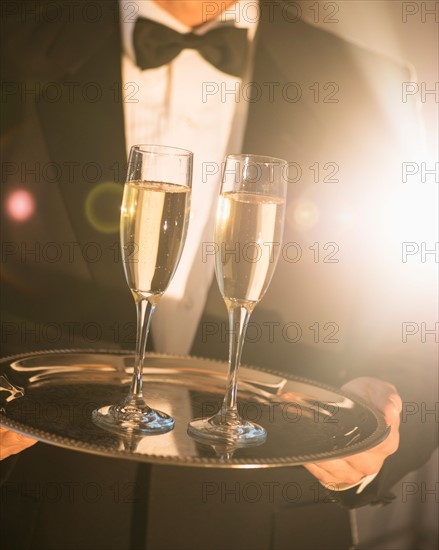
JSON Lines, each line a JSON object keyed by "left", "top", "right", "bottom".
{"left": 366, "top": 415, "right": 401, "bottom": 458}
{"left": 342, "top": 377, "right": 401, "bottom": 415}
{"left": 305, "top": 460, "right": 368, "bottom": 487}
{"left": 372, "top": 387, "right": 402, "bottom": 418}
{"left": 347, "top": 378, "right": 401, "bottom": 456}
{"left": 307, "top": 414, "right": 401, "bottom": 486}
{"left": 382, "top": 394, "right": 402, "bottom": 427}
{"left": 342, "top": 377, "right": 403, "bottom": 432}
{"left": 305, "top": 377, "right": 403, "bottom": 487}
{"left": 307, "top": 412, "right": 400, "bottom": 484}
{"left": 0, "top": 426, "right": 38, "bottom": 460}
{"left": 344, "top": 452, "right": 385, "bottom": 476}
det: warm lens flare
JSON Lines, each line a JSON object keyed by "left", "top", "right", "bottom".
{"left": 6, "top": 189, "right": 35, "bottom": 221}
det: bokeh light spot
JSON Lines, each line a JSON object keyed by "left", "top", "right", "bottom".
{"left": 288, "top": 199, "right": 320, "bottom": 231}
{"left": 85, "top": 182, "right": 123, "bottom": 234}
{"left": 6, "top": 189, "right": 35, "bottom": 222}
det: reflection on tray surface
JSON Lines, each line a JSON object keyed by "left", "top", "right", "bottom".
{"left": 0, "top": 351, "right": 387, "bottom": 467}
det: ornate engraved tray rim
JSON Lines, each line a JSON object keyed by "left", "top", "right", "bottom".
{"left": 0, "top": 349, "right": 389, "bottom": 468}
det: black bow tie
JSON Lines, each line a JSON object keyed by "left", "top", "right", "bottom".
{"left": 133, "top": 17, "right": 249, "bottom": 77}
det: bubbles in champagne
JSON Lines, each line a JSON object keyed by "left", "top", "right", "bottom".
{"left": 121, "top": 181, "right": 191, "bottom": 298}
{"left": 215, "top": 192, "right": 285, "bottom": 304}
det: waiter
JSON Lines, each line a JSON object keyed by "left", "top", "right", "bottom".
{"left": 1, "top": 1, "right": 437, "bottom": 548}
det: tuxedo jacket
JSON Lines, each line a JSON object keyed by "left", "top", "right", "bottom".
{"left": 1, "top": 1, "right": 437, "bottom": 549}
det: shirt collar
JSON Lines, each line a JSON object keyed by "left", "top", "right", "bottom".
{"left": 120, "top": 0, "right": 259, "bottom": 63}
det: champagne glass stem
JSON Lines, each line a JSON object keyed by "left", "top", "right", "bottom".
{"left": 93, "top": 144, "right": 192, "bottom": 436}
{"left": 129, "top": 297, "right": 156, "bottom": 401}
{"left": 221, "top": 303, "right": 252, "bottom": 421}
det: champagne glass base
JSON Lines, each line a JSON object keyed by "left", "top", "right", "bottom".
{"left": 92, "top": 397, "right": 174, "bottom": 436}
{"left": 187, "top": 414, "right": 266, "bottom": 447}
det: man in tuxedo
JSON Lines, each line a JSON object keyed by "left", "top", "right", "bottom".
{"left": 1, "top": 1, "right": 437, "bottom": 549}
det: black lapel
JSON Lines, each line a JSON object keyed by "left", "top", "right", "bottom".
{"left": 243, "top": 11, "right": 326, "bottom": 163}
{"left": 36, "top": 0, "right": 127, "bottom": 291}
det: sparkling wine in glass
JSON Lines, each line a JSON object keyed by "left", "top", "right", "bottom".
{"left": 93, "top": 145, "right": 192, "bottom": 435}
{"left": 188, "top": 154, "right": 287, "bottom": 445}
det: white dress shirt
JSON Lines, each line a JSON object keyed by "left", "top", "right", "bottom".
{"left": 120, "top": 0, "right": 257, "bottom": 355}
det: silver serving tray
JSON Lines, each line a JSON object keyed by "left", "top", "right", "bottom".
{"left": 0, "top": 350, "right": 389, "bottom": 468}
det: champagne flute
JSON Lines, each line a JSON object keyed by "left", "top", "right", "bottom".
{"left": 93, "top": 145, "right": 192, "bottom": 435}
{"left": 188, "top": 154, "right": 287, "bottom": 445}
